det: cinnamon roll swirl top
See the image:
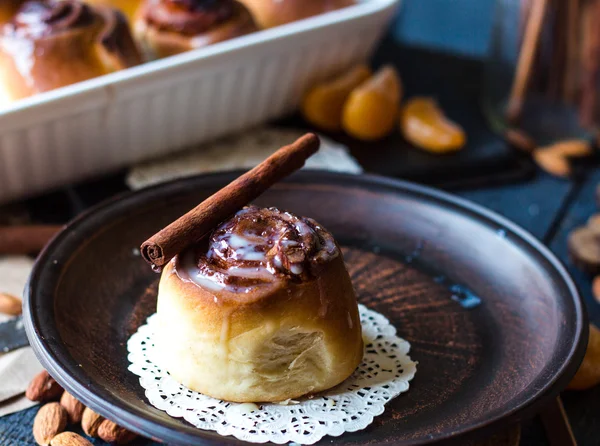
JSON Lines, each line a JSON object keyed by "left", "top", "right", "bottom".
{"left": 135, "top": 0, "right": 257, "bottom": 58}
{"left": 9, "top": 1, "right": 96, "bottom": 37}
{"left": 176, "top": 206, "right": 339, "bottom": 293}
{"left": 0, "top": 0, "right": 142, "bottom": 104}
{"left": 237, "top": 0, "right": 355, "bottom": 29}
{"left": 143, "top": 0, "right": 237, "bottom": 35}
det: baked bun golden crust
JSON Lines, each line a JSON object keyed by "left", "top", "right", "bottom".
{"left": 156, "top": 206, "right": 363, "bottom": 403}
{"left": 0, "top": 1, "right": 25, "bottom": 27}
{"left": 71, "top": 0, "right": 143, "bottom": 23}
{"left": 238, "top": 0, "right": 355, "bottom": 29}
{"left": 0, "top": 1, "right": 143, "bottom": 105}
{"left": 134, "top": 0, "right": 257, "bottom": 59}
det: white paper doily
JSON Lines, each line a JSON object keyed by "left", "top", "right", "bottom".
{"left": 127, "top": 304, "right": 417, "bottom": 445}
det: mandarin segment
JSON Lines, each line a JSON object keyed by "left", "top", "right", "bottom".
{"left": 301, "top": 65, "right": 372, "bottom": 131}
{"left": 341, "top": 65, "right": 402, "bottom": 140}
{"left": 399, "top": 97, "right": 466, "bottom": 153}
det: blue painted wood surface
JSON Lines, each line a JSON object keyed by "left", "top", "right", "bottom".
{"left": 457, "top": 175, "right": 574, "bottom": 240}
{"left": 547, "top": 170, "right": 600, "bottom": 446}
{"left": 392, "top": 0, "right": 495, "bottom": 57}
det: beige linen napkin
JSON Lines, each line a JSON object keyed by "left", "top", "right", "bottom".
{"left": 126, "top": 127, "right": 362, "bottom": 190}
{"left": 0, "top": 256, "right": 44, "bottom": 417}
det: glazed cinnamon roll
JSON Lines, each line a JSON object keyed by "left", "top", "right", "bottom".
{"left": 0, "top": 1, "right": 25, "bottom": 27}
{"left": 238, "top": 0, "right": 355, "bottom": 29}
{"left": 157, "top": 206, "right": 363, "bottom": 402}
{"left": 134, "top": 0, "right": 257, "bottom": 59}
{"left": 0, "top": 1, "right": 143, "bottom": 105}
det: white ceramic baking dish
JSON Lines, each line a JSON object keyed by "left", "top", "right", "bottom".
{"left": 0, "top": 0, "right": 399, "bottom": 204}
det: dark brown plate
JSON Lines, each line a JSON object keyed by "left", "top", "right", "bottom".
{"left": 23, "top": 171, "right": 587, "bottom": 445}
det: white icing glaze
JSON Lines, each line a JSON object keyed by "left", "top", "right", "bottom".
{"left": 280, "top": 239, "right": 299, "bottom": 248}
{"left": 180, "top": 252, "right": 263, "bottom": 294}
{"left": 321, "top": 232, "right": 337, "bottom": 254}
{"left": 175, "top": 207, "right": 340, "bottom": 293}
{"left": 1, "top": 37, "right": 35, "bottom": 90}
{"left": 290, "top": 264, "right": 303, "bottom": 275}
{"left": 189, "top": 273, "right": 226, "bottom": 292}
{"left": 220, "top": 233, "right": 267, "bottom": 262}
{"left": 179, "top": 250, "right": 227, "bottom": 291}
{"left": 293, "top": 220, "right": 312, "bottom": 237}
{"left": 227, "top": 266, "right": 273, "bottom": 280}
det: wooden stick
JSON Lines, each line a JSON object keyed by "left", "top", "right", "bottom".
{"left": 579, "top": 0, "right": 600, "bottom": 128}
{"left": 549, "top": 0, "right": 567, "bottom": 100}
{"left": 540, "top": 397, "right": 577, "bottom": 446}
{"left": 507, "top": 0, "right": 549, "bottom": 122}
{"left": 504, "top": 128, "right": 537, "bottom": 152}
{"left": 519, "top": 0, "right": 533, "bottom": 44}
{"left": 0, "top": 225, "right": 62, "bottom": 255}
{"left": 140, "top": 133, "right": 320, "bottom": 271}
{"left": 563, "top": 0, "right": 580, "bottom": 103}
{"left": 577, "top": 1, "right": 591, "bottom": 110}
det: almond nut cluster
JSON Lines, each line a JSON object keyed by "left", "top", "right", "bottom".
{"left": 26, "top": 370, "right": 138, "bottom": 445}
{"left": 566, "top": 204, "right": 600, "bottom": 391}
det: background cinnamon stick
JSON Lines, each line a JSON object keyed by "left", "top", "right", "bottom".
{"left": 579, "top": 0, "right": 600, "bottom": 127}
{"left": 140, "top": 133, "right": 320, "bottom": 270}
{"left": 563, "top": 0, "right": 580, "bottom": 103}
{"left": 512, "top": 0, "right": 599, "bottom": 129}
{"left": 0, "top": 225, "right": 62, "bottom": 255}
{"left": 507, "top": 0, "right": 548, "bottom": 123}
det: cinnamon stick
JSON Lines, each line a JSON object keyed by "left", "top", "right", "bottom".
{"left": 518, "top": 0, "right": 533, "bottom": 46}
{"left": 539, "top": 397, "right": 577, "bottom": 446}
{"left": 507, "top": 0, "right": 549, "bottom": 122}
{"left": 0, "top": 225, "right": 62, "bottom": 255}
{"left": 563, "top": 0, "right": 580, "bottom": 103}
{"left": 547, "top": 0, "right": 562, "bottom": 99}
{"left": 580, "top": 0, "right": 600, "bottom": 127}
{"left": 140, "top": 133, "right": 320, "bottom": 271}
{"left": 504, "top": 128, "right": 537, "bottom": 152}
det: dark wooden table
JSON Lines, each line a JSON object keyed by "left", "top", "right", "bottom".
{"left": 1, "top": 166, "right": 598, "bottom": 445}
{"left": 2, "top": 15, "right": 599, "bottom": 445}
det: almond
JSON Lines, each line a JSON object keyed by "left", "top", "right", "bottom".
{"left": 568, "top": 226, "right": 600, "bottom": 274}
{"left": 26, "top": 371, "right": 64, "bottom": 402}
{"left": 533, "top": 149, "right": 571, "bottom": 177}
{"left": 59, "top": 391, "right": 85, "bottom": 424}
{"left": 32, "top": 402, "right": 67, "bottom": 446}
{"left": 586, "top": 214, "right": 600, "bottom": 238}
{"left": 593, "top": 276, "right": 600, "bottom": 304}
{"left": 0, "top": 292, "right": 22, "bottom": 316}
{"left": 50, "top": 432, "right": 92, "bottom": 446}
{"left": 81, "top": 407, "right": 104, "bottom": 437}
{"left": 588, "top": 213, "right": 600, "bottom": 229}
{"left": 545, "top": 139, "right": 592, "bottom": 157}
{"left": 98, "top": 420, "right": 138, "bottom": 444}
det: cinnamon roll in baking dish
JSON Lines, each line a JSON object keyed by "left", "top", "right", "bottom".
{"left": 0, "top": 0, "right": 142, "bottom": 105}
{"left": 238, "top": 0, "right": 355, "bottom": 29}
{"left": 134, "top": 0, "right": 257, "bottom": 59}
{"left": 156, "top": 206, "right": 363, "bottom": 402}
{"left": 74, "top": 0, "right": 143, "bottom": 23}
